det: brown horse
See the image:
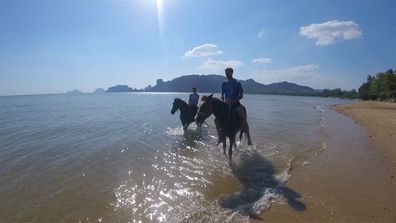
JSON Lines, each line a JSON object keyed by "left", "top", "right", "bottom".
{"left": 171, "top": 98, "right": 198, "bottom": 130}
{"left": 196, "top": 94, "right": 252, "bottom": 159}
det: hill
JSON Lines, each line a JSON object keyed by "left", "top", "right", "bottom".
{"left": 140, "top": 75, "right": 316, "bottom": 95}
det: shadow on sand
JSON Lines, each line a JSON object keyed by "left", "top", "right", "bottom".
{"left": 218, "top": 148, "right": 306, "bottom": 218}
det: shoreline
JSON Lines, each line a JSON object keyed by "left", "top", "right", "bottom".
{"left": 334, "top": 100, "right": 396, "bottom": 165}
{"left": 257, "top": 100, "right": 395, "bottom": 222}
{"left": 334, "top": 100, "right": 396, "bottom": 221}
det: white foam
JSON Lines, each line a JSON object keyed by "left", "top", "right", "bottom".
{"left": 166, "top": 127, "right": 184, "bottom": 136}
{"left": 275, "top": 170, "right": 291, "bottom": 184}
{"left": 315, "top": 105, "right": 325, "bottom": 113}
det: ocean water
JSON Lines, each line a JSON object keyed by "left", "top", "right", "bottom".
{"left": 0, "top": 93, "right": 350, "bottom": 222}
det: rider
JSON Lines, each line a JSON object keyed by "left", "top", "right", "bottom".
{"left": 188, "top": 87, "right": 199, "bottom": 120}
{"left": 189, "top": 87, "right": 199, "bottom": 107}
{"left": 221, "top": 67, "right": 252, "bottom": 145}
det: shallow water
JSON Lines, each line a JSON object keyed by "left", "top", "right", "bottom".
{"left": 0, "top": 93, "right": 350, "bottom": 222}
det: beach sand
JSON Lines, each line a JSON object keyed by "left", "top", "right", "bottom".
{"left": 335, "top": 101, "right": 396, "bottom": 164}
{"left": 256, "top": 101, "right": 395, "bottom": 222}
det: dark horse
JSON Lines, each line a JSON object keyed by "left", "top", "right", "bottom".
{"left": 171, "top": 98, "right": 198, "bottom": 130}
{"left": 195, "top": 94, "right": 252, "bottom": 160}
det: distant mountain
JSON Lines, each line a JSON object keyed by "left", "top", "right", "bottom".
{"left": 253, "top": 81, "right": 316, "bottom": 95}
{"left": 144, "top": 75, "right": 225, "bottom": 93}
{"left": 105, "top": 74, "right": 317, "bottom": 96}
{"left": 93, "top": 88, "right": 105, "bottom": 93}
{"left": 143, "top": 75, "right": 316, "bottom": 95}
{"left": 106, "top": 85, "right": 140, "bottom": 92}
{"left": 66, "top": 89, "right": 82, "bottom": 94}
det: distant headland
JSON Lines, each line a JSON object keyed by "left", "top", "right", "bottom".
{"left": 104, "top": 69, "right": 396, "bottom": 101}
{"left": 106, "top": 74, "right": 318, "bottom": 96}
{"left": 105, "top": 74, "right": 355, "bottom": 98}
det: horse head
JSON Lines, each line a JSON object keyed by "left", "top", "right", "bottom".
{"left": 171, "top": 98, "right": 181, "bottom": 115}
{"left": 196, "top": 94, "right": 214, "bottom": 126}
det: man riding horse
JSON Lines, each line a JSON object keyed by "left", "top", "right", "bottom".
{"left": 188, "top": 87, "right": 199, "bottom": 116}
{"left": 221, "top": 67, "right": 252, "bottom": 145}
{"left": 170, "top": 87, "right": 200, "bottom": 130}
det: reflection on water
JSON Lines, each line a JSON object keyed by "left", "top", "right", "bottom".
{"left": 0, "top": 93, "right": 348, "bottom": 222}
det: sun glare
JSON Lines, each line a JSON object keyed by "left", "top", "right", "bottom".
{"left": 156, "top": 0, "right": 164, "bottom": 31}
{"left": 156, "top": 0, "right": 165, "bottom": 45}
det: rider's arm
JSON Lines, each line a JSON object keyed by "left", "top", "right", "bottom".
{"left": 234, "top": 82, "right": 243, "bottom": 102}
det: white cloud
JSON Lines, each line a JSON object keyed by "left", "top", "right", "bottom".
{"left": 257, "top": 30, "right": 265, "bottom": 38}
{"left": 252, "top": 57, "right": 272, "bottom": 64}
{"left": 252, "top": 64, "right": 345, "bottom": 89}
{"left": 299, "top": 20, "right": 363, "bottom": 45}
{"left": 184, "top": 43, "right": 223, "bottom": 58}
{"left": 199, "top": 59, "right": 243, "bottom": 73}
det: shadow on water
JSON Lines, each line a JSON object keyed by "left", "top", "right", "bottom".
{"left": 218, "top": 148, "right": 306, "bottom": 218}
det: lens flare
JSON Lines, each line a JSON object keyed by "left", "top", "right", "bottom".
{"left": 156, "top": 0, "right": 164, "bottom": 39}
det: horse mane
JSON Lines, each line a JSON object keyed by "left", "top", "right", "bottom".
{"left": 201, "top": 96, "right": 225, "bottom": 106}
{"left": 201, "top": 95, "right": 224, "bottom": 103}
{"left": 174, "top": 98, "right": 187, "bottom": 106}
{"left": 211, "top": 97, "right": 224, "bottom": 104}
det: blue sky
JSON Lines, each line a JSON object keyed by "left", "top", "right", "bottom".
{"left": 0, "top": 0, "right": 395, "bottom": 95}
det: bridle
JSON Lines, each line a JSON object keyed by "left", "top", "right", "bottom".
{"left": 197, "top": 100, "right": 213, "bottom": 119}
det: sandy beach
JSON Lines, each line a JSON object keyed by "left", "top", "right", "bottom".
{"left": 257, "top": 100, "right": 396, "bottom": 222}
{"left": 335, "top": 101, "right": 396, "bottom": 164}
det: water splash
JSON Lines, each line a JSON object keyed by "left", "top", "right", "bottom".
{"left": 217, "top": 147, "right": 305, "bottom": 216}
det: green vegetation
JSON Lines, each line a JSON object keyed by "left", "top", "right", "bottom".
{"left": 319, "top": 88, "right": 359, "bottom": 99}
{"left": 319, "top": 69, "right": 396, "bottom": 101}
{"left": 358, "top": 69, "right": 396, "bottom": 101}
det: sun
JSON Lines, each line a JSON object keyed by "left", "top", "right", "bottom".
{"left": 156, "top": 0, "right": 163, "bottom": 10}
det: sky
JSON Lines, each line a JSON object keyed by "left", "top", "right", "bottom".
{"left": 0, "top": 0, "right": 395, "bottom": 95}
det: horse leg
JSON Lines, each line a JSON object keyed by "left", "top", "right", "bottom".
{"left": 239, "top": 130, "right": 243, "bottom": 143}
{"left": 215, "top": 118, "right": 227, "bottom": 151}
{"left": 228, "top": 142, "right": 232, "bottom": 160}
{"left": 223, "top": 141, "right": 226, "bottom": 155}
{"left": 228, "top": 135, "right": 236, "bottom": 160}
{"left": 245, "top": 126, "right": 252, "bottom": 145}
{"left": 241, "top": 123, "right": 252, "bottom": 145}
{"left": 238, "top": 106, "right": 252, "bottom": 145}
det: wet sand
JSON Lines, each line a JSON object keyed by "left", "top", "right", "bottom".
{"left": 335, "top": 101, "right": 396, "bottom": 164}
{"left": 256, "top": 101, "right": 395, "bottom": 222}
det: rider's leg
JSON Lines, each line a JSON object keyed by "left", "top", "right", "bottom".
{"left": 236, "top": 106, "right": 252, "bottom": 145}
{"left": 214, "top": 118, "right": 226, "bottom": 150}
{"left": 190, "top": 105, "right": 198, "bottom": 122}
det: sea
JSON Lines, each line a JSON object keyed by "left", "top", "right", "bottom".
{"left": 0, "top": 93, "right": 351, "bottom": 222}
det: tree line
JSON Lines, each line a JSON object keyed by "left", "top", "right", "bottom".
{"left": 320, "top": 69, "right": 396, "bottom": 101}
{"left": 358, "top": 69, "right": 396, "bottom": 101}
